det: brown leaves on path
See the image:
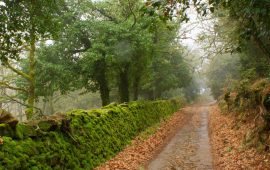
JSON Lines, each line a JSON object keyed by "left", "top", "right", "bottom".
{"left": 209, "top": 105, "right": 270, "bottom": 170}
{"left": 95, "top": 107, "right": 193, "bottom": 170}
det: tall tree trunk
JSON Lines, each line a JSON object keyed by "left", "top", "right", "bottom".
{"left": 26, "top": 32, "right": 36, "bottom": 119}
{"left": 147, "top": 90, "right": 155, "bottom": 100}
{"left": 0, "top": 68, "right": 3, "bottom": 109}
{"left": 48, "top": 95, "right": 54, "bottom": 115}
{"left": 119, "top": 64, "right": 129, "bottom": 103}
{"left": 42, "top": 98, "right": 47, "bottom": 114}
{"left": 94, "top": 58, "right": 110, "bottom": 106}
{"left": 133, "top": 75, "right": 140, "bottom": 101}
{"left": 250, "top": 18, "right": 270, "bottom": 61}
{"left": 99, "top": 81, "right": 110, "bottom": 106}
{"left": 154, "top": 88, "right": 162, "bottom": 99}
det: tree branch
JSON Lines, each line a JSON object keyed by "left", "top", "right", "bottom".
{"left": 3, "top": 60, "right": 31, "bottom": 80}
{"left": 0, "top": 81, "right": 28, "bottom": 92}
{"left": 4, "top": 94, "right": 43, "bottom": 117}
{"left": 127, "top": 0, "right": 137, "bottom": 29}
{"left": 94, "top": 8, "right": 119, "bottom": 23}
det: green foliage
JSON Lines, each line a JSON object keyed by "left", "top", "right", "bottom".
{"left": 139, "top": 19, "right": 192, "bottom": 99}
{"left": 206, "top": 54, "right": 241, "bottom": 99}
{"left": 0, "top": 0, "right": 66, "bottom": 118}
{"left": 0, "top": 0, "right": 64, "bottom": 61}
{"left": 0, "top": 100, "right": 182, "bottom": 169}
{"left": 35, "top": 44, "right": 78, "bottom": 97}
{"left": 1, "top": 0, "right": 198, "bottom": 117}
{"left": 31, "top": 0, "right": 195, "bottom": 106}
{"left": 212, "top": 0, "right": 270, "bottom": 53}
{"left": 206, "top": 4, "right": 270, "bottom": 99}
{"left": 17, "top": 43, "right": 78, "bottom": 101}
{"left": 143, "top": 0, "right": 210, "bottom": 21}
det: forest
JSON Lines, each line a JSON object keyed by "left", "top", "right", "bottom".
{"left": 0, "top": 0, "right": 198, "bottom": 120}
{"left": 0, "top": 0, "right": 270, "bottom": 169}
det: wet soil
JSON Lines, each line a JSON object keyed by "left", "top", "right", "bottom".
{"left": 148, "top": 106, "right": 213, "bottom": 170}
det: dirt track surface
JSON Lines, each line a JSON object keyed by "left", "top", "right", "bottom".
{"left": 148, "top": 106, "right": 213, "bottom": 170}
{"left": 95, "top": 105, "right": 214, "bottom": 170}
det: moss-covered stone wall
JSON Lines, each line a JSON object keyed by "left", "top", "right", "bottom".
{"left": 0, "top": 100, "right": 182, "bottom": 170}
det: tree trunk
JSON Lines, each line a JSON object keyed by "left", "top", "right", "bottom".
{"left": 48, "top": 95, "right": 54, "bottom": 115}
{"left": 119, "top": 64, "right": 129, "bottom": 103}
{"left": 0, "top": 67, "right": 3, "bottom": 109}
{"left": 42, "top": 98, "right": 47, "bottom": 114}
{"left": 99, "top": 82, "right": 110, "bottom": 106}
{"left": 133, "top": 76, "right": 140, "bottom": 101}
{"left": 155, "top": 89, "right": 162, "bottom": 99}
{"left": 147, "top": 90, "right": 155, "bottom": 100}
{"left": 26, "top": 32, "right": 36, "bottom": 119}
{"left": 94, "top": 58, "right": 110, "bottom": 106}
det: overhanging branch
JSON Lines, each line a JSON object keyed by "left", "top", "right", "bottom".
{"left": 0, "top": 81, "right": 27, "bottom": 92}
{"left": 3, "top": 60, "right": 31, "bottom": 80}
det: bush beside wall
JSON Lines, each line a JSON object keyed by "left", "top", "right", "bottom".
{"left": 0, "top": 100, "right": 182, "bottom": 170}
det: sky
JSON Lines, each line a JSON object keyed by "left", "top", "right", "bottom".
{"left": 180, "top": 6, "right": 217, "bottom": 75}
{"left": 180, "top": 6, "right": 214, "bottom": 54}
{"left": 178, "top": 6, "right": 215, "bottom": 92}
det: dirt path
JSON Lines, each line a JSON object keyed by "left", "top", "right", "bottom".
{"left": 96, "top": 104, "right": 270, "bottom": 170}
{"left": 95, "top": 105, "right": 214, "bottom": 170}
{"left": 148, "top": 106, "right": 213, "bottom": 170}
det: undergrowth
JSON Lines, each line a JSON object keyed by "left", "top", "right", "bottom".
{"left": 220, "top": 78, "right": 270, "bottom": 151}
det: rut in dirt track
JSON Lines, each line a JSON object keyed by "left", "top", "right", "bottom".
{"left": 148, "top": 106, "right": 213, "bottom": 170}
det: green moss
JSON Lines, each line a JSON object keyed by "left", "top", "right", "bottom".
{"left": 38, "top": 120, "right": 58, "bottom": 132}
{"left": 0, "top": 100, "right": 182, "bottom": 170}
{"left": 0, "top": 123, "right": 7, "bottom": 128}
{"left": 0, "top": 123, "right": 15, "bottom": 138}
{"left": 15, "top": 124, "right": 25, "bottom": 139}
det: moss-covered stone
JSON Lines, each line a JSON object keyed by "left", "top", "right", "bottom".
{"left": 0, "top": 100, "right": 182, "bottom": 170}
{"left": 16, "top": 124, "right": 37, "bottom": 138}
{"left": 0, "top": 109, "right": 18, "bottom": 127}
{"left": 38, "top": 119, "right": 59, "bottom": 132}
{"left": 0, "top": 123, "right": 12, "bottom": 137}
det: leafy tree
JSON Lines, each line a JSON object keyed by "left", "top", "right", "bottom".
{"left": 142, "top": 47, "right": 192, "bottom": 99}
{"left": 210, "top": 0, "right": 270, "bottom": 58}
{"left": 35, "top": 44, "right": 78, "bottom": 114}
{"left": 203, "top": 1, "right": 270, "bottom": 99}
{"left": 0, "top": 0, "right": 64, "bottom": 119}
{"left": 10, "top": 0, "right": 197, "bottom": 113}
{"left": 52, "top": 0, "right": 155, "bottom": 104}
{"left": 206, "top": 54, "right": 241, "bottom": 99}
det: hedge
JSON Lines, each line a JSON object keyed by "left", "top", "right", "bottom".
{"left": 0, "top": 100, "right": 182, "bottom": 170}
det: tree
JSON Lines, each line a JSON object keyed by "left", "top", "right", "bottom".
{"left": 203, "top": 1, "right": 270, "bottom": 99}
{"left": 34, "top": 44, "right": 78, "bottom": 114}
{"left": 206, "top": 54, "right": 241, "bottom": 99}
{"left": 142, "top": 46, "right": 192, "bottom": 99}
{"left": 0, "top": 0, "right": 64, "bottom": 119}
{"left": 18, "top": 0, "right": 196, "bottom": 110}
{"left": 211, "top": 0, "right": 270, "bottom": 58}
{"left": 55, "top": 0, "right": 154, "bottom": 104}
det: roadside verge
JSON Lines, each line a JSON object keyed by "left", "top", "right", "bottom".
{"left": 209, "top": 105, "right": 270, "bottom": 169}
